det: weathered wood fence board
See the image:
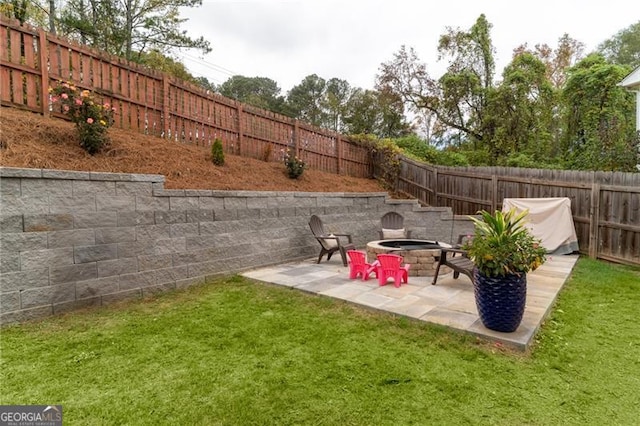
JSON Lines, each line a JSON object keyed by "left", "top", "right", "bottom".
{"left": 0, "top": 17, "right": 369, "bottom": 177}
{"left": 391, "top": 157, "right": 640, "bottom": 266}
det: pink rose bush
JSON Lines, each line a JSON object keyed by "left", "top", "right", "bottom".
{"left": 49, "top": 81, "right": 116, "bottom": 154}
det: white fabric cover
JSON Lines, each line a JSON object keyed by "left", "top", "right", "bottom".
{"left": 382, "top": 228, "right": 406, "bottom": 239}
{"left": 502, "top": 198, "right": 579, "bottom": 255}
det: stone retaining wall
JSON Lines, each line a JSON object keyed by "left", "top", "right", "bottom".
{"left": 0, "top": 167, "right": 473, "bottom": 324}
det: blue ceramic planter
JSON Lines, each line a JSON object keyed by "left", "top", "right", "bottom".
{"left": 473, "top": 269, "right": 527, "bottom": 333}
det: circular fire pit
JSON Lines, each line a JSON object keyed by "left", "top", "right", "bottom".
{"left": 366, "top": 239, "right": 451, "bottom": 277}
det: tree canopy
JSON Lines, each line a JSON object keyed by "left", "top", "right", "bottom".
{"left": 218, "top": 76, "right": 286, "bottom": 113}
{"left": 376, "top": 14, "right": 639, "bottom": 171}
{"left": 58, "top": 0, "right": 210, "bottom": 61}
{"left": 561, "top": 54, "right": 638, "bottom": 171}
{"left": 598, "top": 20, "right": 640, "bottom": 68}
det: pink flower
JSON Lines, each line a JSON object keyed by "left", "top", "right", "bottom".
{"left": 75, "top": 99, "right": 83, "bottom": 105}
{"left": 86, "top": 118, "right": 94, "bottom": 124}
{"left": 61, "top": 93, "right": 68, "bottom": 99}
{"left": 63, "top": 105, "right": 69, "bottom": 112}
{"left": 103, "top": 103, "right": 110, "bottom": 109}
{"left": 51, "top": 96, "right": 59, "bottom": 103}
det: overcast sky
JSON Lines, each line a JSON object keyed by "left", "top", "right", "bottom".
{"left": 179, "top": 0, "right": 637, "bottom": 93}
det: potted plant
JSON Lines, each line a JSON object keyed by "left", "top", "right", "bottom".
{"left": 464, "top": 208, "right": 547, "bottom": 332}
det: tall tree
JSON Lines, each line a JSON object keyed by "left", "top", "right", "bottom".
{"left": 342, "top": 88, "right": 379, "bottom": 135}
{"left": 286, "top": 74, "right": 327, "bottom": 126}
{"left": 485, "top": 52, "right": 557, "bottom": 163}
{"left": 342, "top": 88, "right": 411, "bottom": 137}
{"left": 513, "top": 34, "right": 585, "bottom": 89}
{"left": 561, "top": 54, "right": 638, "bottom": 171}
{"left": 138, "top": 50, "right": 197, "bottom": 82}
{"left": 59, "top": 0, "right": 211, "bottom": 61}
{"left": 598, "top": 21, "right": 640, "bottom": 68}
{"left": 376, "top": 88, "right": 413, "bottom": 138}
{"left": 0, "top": 0, "right": 48, "bottom": 27}
{"left": 322, "top": 78, "right": 352, "bottom": 131}
{"left": 377, "top": 15, "right": 496, "bottom": 151}
{"left": 218, "top": 75, "right": 285, "bottom": 113}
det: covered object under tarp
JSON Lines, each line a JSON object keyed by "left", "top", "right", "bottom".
{"left": 502, "top": 198, "right": 579, "bottom": 255}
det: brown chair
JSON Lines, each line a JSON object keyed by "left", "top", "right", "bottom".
{"left": 432, "top": 234, "right": 474, "bottom": 285}
{"left": 379, "top": 212, "right": 412, "bottom": 239}
{"left": 309, "top": 215, "right": 354, "bottom": 266}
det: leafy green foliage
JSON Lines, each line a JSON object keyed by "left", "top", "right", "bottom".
{"left": 137, "top": 50, "right": 199, "bottom": 83}
{"left": 377, "top": 15, "right": 637, "bottom": 171}
{"left": 392, "top": 135, "right": 435, "bottom": 160}
{"left": 50, "top": 81, "right": 115, "bottom": 154}
{"left": 354, "top": 135, "right": 403, "bottom": 191}
{"left": 486, "top": 52, "right": 557, "bottom": 164}
{"left": 283, "top": 149, "right": 305, "bottom": 179}
{"left": 513, "top": 34, "right": 585, "bottom": 89}
{"left": 58, "top": 0, "right": 211, "bottom": 60}
{"left": 377, "top": 15, "right": 497, "bottom": 158}
{"left": 341, "top": 88, "right": 411, "bottom": 138}
{"left": 210, "top": 138, "right": 224, "bottom": 166}
{"left": 218, "top": 75, "right": 286, "bottom": 113}
{"left": 598, "top": 20, "right": 640, "bottom": 68}
{"left": 285, "top": 74, "right": 328, "bottom": 126}
{"left": 436, "top": 150, "right": 470, "bottom": 166}
{"left": 465, "top": 209, "right": 546, "bottom": 277}
{"left": 561, "top": 54, "right": 638, "bottom": 171}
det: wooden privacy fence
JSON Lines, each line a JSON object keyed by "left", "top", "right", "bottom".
{"left": 390, "top": 156, "right": 640, "bottom": 266}
{"left": 0, "top": 17, "right": 370, "bottom": 177}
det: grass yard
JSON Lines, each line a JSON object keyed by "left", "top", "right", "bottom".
{"left": 1, "top": 257, "right": 639, "bottom": 425}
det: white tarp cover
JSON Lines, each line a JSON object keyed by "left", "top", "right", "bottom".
{"left": 502, "top": 197, "right": 579, "bottom": 255}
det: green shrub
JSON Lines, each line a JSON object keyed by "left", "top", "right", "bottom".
{"left": 347, "top": 134, "right": 403, "bottom": 191}
{"left": 211, "top": 138, "right": 225, "bottom": 166}
{"left": 436, "top": 150, "right": 470, "bottom": 166}
{"left": 393, "top": 135, "right": 433, "bottom": 160}
{"left": 283, "top": 149, "right": 306, "bottom": 179}
{"left": 49, "top": 81, "right": 115, "bottom": 154}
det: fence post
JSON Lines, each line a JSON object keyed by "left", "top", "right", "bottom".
{"left": 162, "top": 74, "right": 170, "bottom": 139}
{"left": 491, "top": 175, "right": 498, "bottom": 212}
{"left": 589, "top": 183, "right": 601, "bottom": 259}
{"left": 293, "top": 119, "right": 300, "bottom": 155}
{"left": 336, "top": 134, "right": 342, "bottom": 175}
{"left": 433, "top": 168, "right": 439, "bottom": 207}
{"left": 236, "top": 102, "right": 243, "bottom": 155}
{"left": 38, "top": 29, "right": 50, "bottom": 117}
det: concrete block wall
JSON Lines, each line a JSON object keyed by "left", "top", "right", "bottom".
{"left": 0, "top": 167, "right": 473, "bottom": 324}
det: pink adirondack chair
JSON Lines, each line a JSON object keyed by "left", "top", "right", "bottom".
{"left": 347, "top": 250, "right": 378, "bottom": 280}
{"left": 376, "top": 253, "right": 410, "bottom": 287}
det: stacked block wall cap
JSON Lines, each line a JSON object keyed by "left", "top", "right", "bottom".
{"left": 0, "top": 167, "right": 165, "bottom": 183}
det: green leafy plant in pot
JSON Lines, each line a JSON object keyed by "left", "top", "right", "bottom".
{"left": 464, "top": 208, "right": 547, "bottom": 332}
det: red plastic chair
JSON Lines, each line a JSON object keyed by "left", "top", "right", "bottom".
{"left": 347, "top": 250, "right": 378, "bottom": 280}
{"left": 376, "top": 253, "right": 410, "bottom": 287}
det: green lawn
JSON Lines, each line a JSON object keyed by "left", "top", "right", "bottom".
{"left": 1, "top": 257, "right": 639, "bottom": 425}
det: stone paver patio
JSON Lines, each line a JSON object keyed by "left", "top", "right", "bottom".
{"left": 241, "top": 254, "right": 579, "bottom": 351}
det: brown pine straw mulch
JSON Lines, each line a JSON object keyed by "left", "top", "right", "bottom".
{"left": 0, "top": 106, "right": 387, "bottom": 193}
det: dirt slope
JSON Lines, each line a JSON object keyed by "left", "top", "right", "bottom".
{"left": 0, "top": 107, "right": 387, "bottom": 193}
